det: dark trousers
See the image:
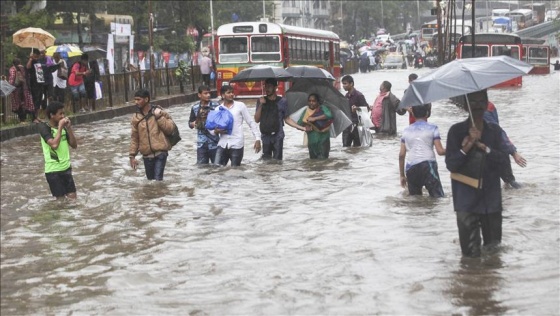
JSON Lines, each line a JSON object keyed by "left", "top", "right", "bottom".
{"left": 456, "top": 211, "right": 502, "bottom": 258}
{"left": 143, "top": 152, "right": 168, "bottom": 181}
{"left": 406, "top": 160, "right": 444, "bottom": 197}
{"left": 261, "top": 134, "right": 284, "bottom": 160}
{"left": 500, "top": 157, "right": 516, "bottom": 183}
{"left": 202, "top": 74, "right": 210, "bottom": 87}
{"left": 53, "top": 86, "right": 66, "bottom": 103}
{"left": 342, "top": 124, "right": 361, "bottom": 147}
{"left": 215, "top": 146, "right": 244, "bottom": 167}
{"left": 196, "top": 143, "right": 217, "bottom": 164}
{"left": 41, "top": 84, "right": 52, "bottom": 109}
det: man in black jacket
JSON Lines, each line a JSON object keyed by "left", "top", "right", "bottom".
{"left": 445, "top": 89, "right": 511, "bottom": 258}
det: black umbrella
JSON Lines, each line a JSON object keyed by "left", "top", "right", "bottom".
{"left": 286, "top": 79, "right": 352, "bottom": 138}
{"left": 83, "top": 47, "right": 107, "bottom": 60}
{"left": 230, "top": 65, "right": 293, "bottom": 82}
{"left": 285, "top": 66, "right": 335, "bottom": 81}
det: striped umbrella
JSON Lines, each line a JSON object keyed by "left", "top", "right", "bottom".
{"left": 45, "top": 44, "right": 83, "bottom": 59}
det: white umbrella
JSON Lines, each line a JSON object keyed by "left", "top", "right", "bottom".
{"left": 399, "top": 56, "right": 533, "bottom": 109}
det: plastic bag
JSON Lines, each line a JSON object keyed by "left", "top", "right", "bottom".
{"left": 95, "top": 81, "right": 102, "bottom": 100}
{"left": 205, "top": 107, "right": 233, "bottom": 135}
{"left": 210, "top": 71, "right": 216, "bottom": 80}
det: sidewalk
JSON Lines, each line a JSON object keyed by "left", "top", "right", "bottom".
{"left": 0, "top": 91, "right": 209, "bottom": 142}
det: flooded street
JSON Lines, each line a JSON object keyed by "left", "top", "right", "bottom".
{"left": 1, "top": 65, "right": 559, "bottom": 315}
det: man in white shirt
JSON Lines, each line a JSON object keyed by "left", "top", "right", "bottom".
{"left": 52, "top": 52, "right": 67, "bottom": 103}
{"left": 213, "top": 85, "right": 261, "bottom": 166}
{"left": 199, "top": 51, "right": 213, "bottom": 87}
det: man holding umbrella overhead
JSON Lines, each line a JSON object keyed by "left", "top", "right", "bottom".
{"left": 445, "top": 90, "right": 511, "bottom": 258}
{"left": 254, "top": 78, "right": 303, "bottom": 160}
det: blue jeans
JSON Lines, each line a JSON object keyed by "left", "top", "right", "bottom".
{"left": 143, "top": 152, "right": 168, "bottom": 180}
{"left": 70, "top": 83, "right": 86, "bottom": 101}
{"left": 261, "top": 134, "right": 284, "bottom": 160}
{"left": 197, "top": 142, "right": 217, "bottom": 164}
{"left": 215, "top": 146, "right": 244, "bottom": 167}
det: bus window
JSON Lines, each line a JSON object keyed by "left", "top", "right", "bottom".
{"left": 289, "top": 37, "right": 296, "bottom": 61}
{"left": 219, "top": 37, "right": 249, "bottom": 63}
{"left": 250, "top": 35, "right": 281, "bottom": 62}
{"left": 528, "top": 47, "right": 548, "bottom": 65}
{"left": 491, "top": 45, "right": 520, "bottom": 59}
{"left": 297, "top": 38, "right": 303, "bottom": 61}
{"left": 461, "top": 45, "right": 489, "bottom": 58}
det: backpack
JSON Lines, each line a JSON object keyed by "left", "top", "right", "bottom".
{"left": 259, "top": 99, "right": 280, "bottom": 135}
{"left": 15, "top": 66, "right": 25, "bottom": 87}
{"left": 166, "top": 122, "right": 182, "bottom": 148}
{"left": 149, "top": 105, "right": 182, "bottom": 148}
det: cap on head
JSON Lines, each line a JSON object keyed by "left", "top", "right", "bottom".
{"left": 265, "top": 78, "right": 277, "bottom": 86}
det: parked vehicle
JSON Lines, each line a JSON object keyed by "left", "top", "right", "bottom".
{"left": 384, "top": 53, "right": 407, "bottom": 69}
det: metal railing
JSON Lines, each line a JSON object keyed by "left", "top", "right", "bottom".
{"left": 1, "top": 65, "right": 206, "bottom": 126}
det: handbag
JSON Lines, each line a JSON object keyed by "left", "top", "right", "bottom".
{"left": 94, "top": 81, "right": 102, "bottom": 100}
{"left": 57, "top": 63, "right": 68, "bottom": 79}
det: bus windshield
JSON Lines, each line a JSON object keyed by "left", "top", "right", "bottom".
{"left": 250, "top": 35, "right": 281, "bottom": 62}
{"left": 421, "top": 28, "right": 436, "bottom": 39}
{"left": 219, "top": 37, "right": 249, "bottom": 63}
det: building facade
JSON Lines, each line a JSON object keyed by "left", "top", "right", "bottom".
{"left": 276, "top": 0, "right": 331, "bottom": 30}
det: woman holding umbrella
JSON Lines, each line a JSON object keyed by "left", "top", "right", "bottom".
{"left": 8, "top": 58, "right": 34, "bottom": 123}
{"left": 296, "top": 93, "right": 333, "bottom": 159}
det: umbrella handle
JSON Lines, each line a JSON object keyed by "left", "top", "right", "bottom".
{"left": 465, "top": 95, "right": 475, "bottom": 127}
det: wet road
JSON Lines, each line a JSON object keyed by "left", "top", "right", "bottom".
{"left": 1, "top": 63, "right": 559, "bottom": 315}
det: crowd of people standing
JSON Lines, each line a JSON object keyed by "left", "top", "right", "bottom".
{"left": 7, "top": 49, "right": 101, "bottom": 124}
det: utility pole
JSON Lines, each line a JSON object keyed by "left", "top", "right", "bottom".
{"left": 149, "top": 0, "right": 156, "bottom": 99}
{"left": 417, "top": 0, "right": 421, "bottom": 28}
{"left": 381, "top": 0, "right": 385, "bottom": 27}
{"left": 472, "top": 0, "right": 476, "bottom": 58}
{"left": 437, "top": 0, "right": 443, "bottom": 66}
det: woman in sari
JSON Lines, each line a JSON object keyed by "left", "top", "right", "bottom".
{"left": 8, "top": 58, "right": 35, "bottom": 124}
{"left": 298, "top": 93, "right": 333, "bottom": 159}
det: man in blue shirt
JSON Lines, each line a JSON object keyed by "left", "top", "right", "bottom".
{"left": 189, "top": 85, "right": 220, "bottom": 164}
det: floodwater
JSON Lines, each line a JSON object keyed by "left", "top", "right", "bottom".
{"left": 1, "top": 64, "right": 559, "bottom": 315}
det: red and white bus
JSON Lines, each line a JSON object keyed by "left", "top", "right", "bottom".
{"left": 215, "top": 22, "right": 341, "bottom": 97}
{"left": 521, "top": 37, "right": 550, "bottom": 74}
{"left": 456, "top": 33, "right": 524, "bottom": 86}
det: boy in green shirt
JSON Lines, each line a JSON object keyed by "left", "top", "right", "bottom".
{"left": 38, "top": 101, "right": 78, "bottom": 199}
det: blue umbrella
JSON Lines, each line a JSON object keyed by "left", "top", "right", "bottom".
{"left": 45, "top": 44, "right": 83, "bottom": 60}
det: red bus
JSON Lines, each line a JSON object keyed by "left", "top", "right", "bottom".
{"left": 215, "top": 22, "right": 341, "bottom": 97}
{"left": 521, "top": 37, "right": 550, "bottom": 74}
{"left": 456, "top": 33, "right": 524, "bottom": 86}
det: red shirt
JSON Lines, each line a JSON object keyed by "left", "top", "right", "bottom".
{"left": 68, "top": 62, "right": 86, "bottom": 86}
